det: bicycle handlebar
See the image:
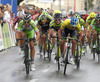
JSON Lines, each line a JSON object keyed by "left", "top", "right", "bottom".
{"left": 17, "top": 38, "right": 36, "bottom": 43}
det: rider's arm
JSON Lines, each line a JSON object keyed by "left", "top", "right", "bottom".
{"left": 58, "top": 21, "right": 66, "bottom": 39}
{"left": 89, "top": 19, "right": 95, "bottom": 34}
{"left": 86, "top": 16, "right": 90, "bottom": 27}
{"left": 35, "top": 31, "right": 40, "bottom": 42}
{"left": 18, "top": 20, "right": 24, "bottom": 30}
{"left": 31, "top": 20, "right": 40, "bottom": 41}
{"left": 58, "top": 28, "right": 63, "bottom": 39}
{"left": 48, "top": 20, "right": 54, "bottom": 38}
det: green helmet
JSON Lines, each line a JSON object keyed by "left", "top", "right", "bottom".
{"left": 73, "top": 12, "right": 81, "bottom": 19}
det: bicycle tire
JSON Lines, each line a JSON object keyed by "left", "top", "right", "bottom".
{"left": 98, "top": 54, "right": 100, "bottom": 63}
{"left": 64, "top": 48, "right": 70, "bottom": 75}
{"left": 25, "top": 62, "right": 30, "bottom": 75}
{"left": 76, "top": 59, "right": 80, "bottom": 70}
{"left": 43, "top": 47, "right": 46, "bottom": 60}
{"left": 48, "top": 43, "right": 51, "bottom": 61}
{"left": 40, "top": 45, "right": 42, "bottom": 58}
{"left": 75, "top": 42, "right": 80, "bottom": 70}
{"left": 93, "top": 51, "right": 95, "bottom": 60}
{"left": 24, "top": 44, "right": 30, "bottom": 76}
{"left": 57, "top": 45, "right": 60, "bottom": 71}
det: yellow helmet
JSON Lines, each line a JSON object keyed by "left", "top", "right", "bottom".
{"left": 89, "top": 12, "right": 96, "bottom": 18}
{"left": 54, "top": 10, "right": 62, "bottom": 14}
{"left": 54, "top": 10, "right": 62, "bottom": 19}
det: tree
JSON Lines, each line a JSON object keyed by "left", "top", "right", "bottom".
{"left": 84, "top": 0, "right": 94, "bottom": 11}
{"left": 17, "top": 0, "right": 24, "bottom": 5}
{"left": 88, "top": 0, "right": 94, "bottom": 9}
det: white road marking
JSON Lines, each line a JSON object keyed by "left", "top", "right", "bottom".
{"left": 29, "top": 79, "right": 38, "bottom": 82}
{"left": 42, "top": 69, "right": 50, "bottom": 73}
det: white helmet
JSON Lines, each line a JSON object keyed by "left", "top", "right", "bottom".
{"left": 78, "top": 10, "right": 86, "bottom": 15}
{"left": 17, "top": 11, "right": 24, "bottom": 18}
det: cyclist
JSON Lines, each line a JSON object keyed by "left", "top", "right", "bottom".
{"left": 86, "top": 12, "right": 96, "bottom": 48}
{"left": 68, "top": 10, "right": 74, "bottom": 18}
{"left": 12, "top": 11, "right": 24, "bottom": 43}
{"left": 90, "top": 13, "right": 100, "bottom": 48}
{"left": 18, "top": 14, "right": 40, "bottom": 70}
{"left": 74, "top": 12, "right": 86, "bottom": 53}
{"left": 48, "top": 10, "right": 63, "bottom": 52}
{"left": 37, "top": 11, "right": 52, "bottom": 56}
{"left": 58, "top": 17, "right": 81, "bottom": 64}
{"left": 78, "top": 10, "right": 89, "bottom": 44}
{"left": 63, "top": 14, "right": 68, "bottom": 21}
{"left": 78, "top": 10, "right": 89, "bottom": 22}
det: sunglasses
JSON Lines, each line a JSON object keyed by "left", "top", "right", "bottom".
{"left": 81, "top": 15, "right": 85, "bottom": 16}
{"left": 42, "top": 19, "right": 47, "bottom": 22}
{"left": 55, "top": 19, "right": 61, "bottom": 21}
{"left": 24, "top": 21, "right": 30, "bottom": 23}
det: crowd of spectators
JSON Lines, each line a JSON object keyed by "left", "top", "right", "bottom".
{"left": 0, "top": 3, "right": 54, "bottom": 27}
{"left": 0, "top": 4, "right": 15, "bottom": 26}
{"left": 17, "top": 3, "right": 54, "bottom": 21}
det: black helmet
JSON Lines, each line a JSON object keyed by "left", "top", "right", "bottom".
{"left": 54, "top": 13, "right": 62, "bottom": 19}
{"left": 40, "top": 14, "right": 47, "bottom": 20}
{"left": 23, "top": 14, "right": 31, "bottom": 22}
{"left": 95, "top": 13, "right": 100, "bottom": 21}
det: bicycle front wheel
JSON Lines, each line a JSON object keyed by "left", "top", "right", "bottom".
{"left": 25, "top": 62, "right": 30, "bottom": 76}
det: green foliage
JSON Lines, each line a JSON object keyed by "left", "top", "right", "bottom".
{"left": 84, "top": 0, "right": 94, "bottom": 10}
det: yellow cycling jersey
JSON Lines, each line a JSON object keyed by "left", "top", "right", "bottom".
{"left": 61, "top": 19, "right": 81, "bottom": 33}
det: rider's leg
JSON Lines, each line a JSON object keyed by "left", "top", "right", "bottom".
{"left": 60, "top": 40, "right": 65, "bottom": 58}
{"left": 93, "top": 30, "right": 97, "bottom": 45}
{"left": 15, "top": 31, "right": 20, "bottom": 46}
{"left": 51, "top": 30, "right": 57, "bottom": 48}
{"left": 38, "top": 30, "right": 42, "bottom": 47}
{"left": 42, "top": 34, "right": 47, "bottom": 51}
{"left": 20, "top": 31, "right": 25, "bottom": 50}
{"left": 30, "top": 41, "right": 35, "bottom": 63}
{"left": 72, "top": 39, "right": 76, "bottom": 57}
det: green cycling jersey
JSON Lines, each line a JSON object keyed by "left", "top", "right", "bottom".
{"left": 79, "top": 18, "right": 86, "bottom": 28}
{"left": 18, "top": 20, "right": 39, "bottom": 38}
{"left": 49, "top": 20, "right": 64, "bottom": 31}
{"left": 91, "top": 19, "right": 100, "bottom": 33}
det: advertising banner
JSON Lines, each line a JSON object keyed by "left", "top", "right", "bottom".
{"left": 0, "top": 25, "right": 4, "bottom": 50}
{"left": 1, "top": 23, "right": 12, "bottom": 49}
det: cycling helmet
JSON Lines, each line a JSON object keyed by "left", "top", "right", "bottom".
{"left": 89, "top": 12, "right": 96, "bottom": 18}
{"left": 95, "top": 13, "right": 100, "bottom": 21}
{"left": 23, "top": 14, "right": 31, "bottom": 22}
{"left": 54, "top": 10, "right": 62, "bottom": 14}
{"left": 78, "top": 10, "right": 86, "bottom": 15}
{"left": 69, "top": 10, "right": 74, "bottom": 15}
{"left": 54, "top": 13, "right": 62, "bottom": 19}
{"left": 17, "top": 11, "right": 24, "bottom": 18}
{"left": 43, "top": 9, "right": 49, "bottom": 14}
{"left": 70, "top": 17, "right": 79, "bottom": 27}
{"left": 74, "top": 13, "right": 81, "bottom": 19}
{"left": 40, "top": 14, "right": 47, "bottom": 20}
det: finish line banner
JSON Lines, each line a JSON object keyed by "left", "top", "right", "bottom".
{"left": 38, "top": 0, "right": 53, "bottom": 3}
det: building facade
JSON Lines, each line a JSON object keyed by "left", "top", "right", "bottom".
{"left": 20, "top": 0, "right": 85, "bottom": 12}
